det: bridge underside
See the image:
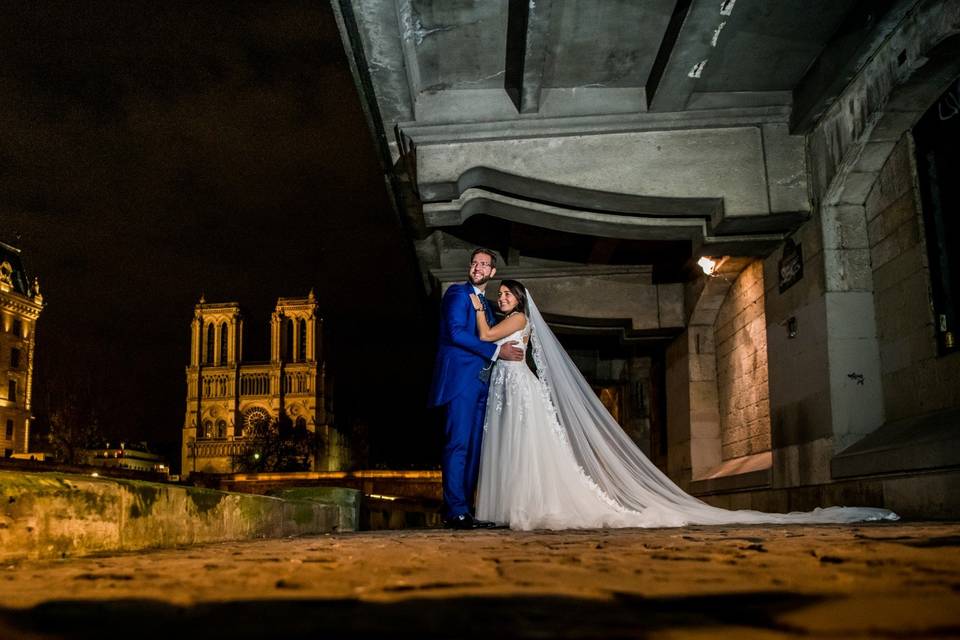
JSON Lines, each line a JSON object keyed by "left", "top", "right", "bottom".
{"left": 333, "top": 0, "right": 960, "bottom": 517}
{"left": 333, "top": 0, "right": 921, "bottom": 288}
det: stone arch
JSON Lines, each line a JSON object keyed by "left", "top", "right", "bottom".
{"left": 200, "top": 404, "right": 229, "bottom": 438}
{"left": 668, "top": 257, "right": 772, "bottom": 485}
{"left": 218, "top": 321, "right": 228, "bottom": 365}
{"left": 804, "top": 6, "right": 960, "bottom": 452}
{"left": 816, "top": 29, "right": 960, "bottom": 248}
{"left": 205, "top": 322, "right": 215, "bottom": 365}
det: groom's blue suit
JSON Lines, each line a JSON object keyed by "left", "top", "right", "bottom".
{"left": 429, "top": 282, "right": 497, "bottom": 519}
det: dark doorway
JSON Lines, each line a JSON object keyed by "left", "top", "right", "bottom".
{"left": 552, "top": 330, "right": 670, "bottom": 472}
{"left": 914, "top": 76, "right": 960, "bottom": 355}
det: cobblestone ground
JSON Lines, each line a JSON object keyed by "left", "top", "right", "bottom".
{"left": 1, "top": 522, "right": 959, "bottom": 639}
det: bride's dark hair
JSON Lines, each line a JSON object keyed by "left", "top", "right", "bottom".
{"left": 500, "top": 279, "right": 528, "bottom": 314}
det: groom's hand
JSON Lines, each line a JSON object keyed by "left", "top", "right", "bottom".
{"left": 498, "top": 341, "right": 524, "bottom": 361}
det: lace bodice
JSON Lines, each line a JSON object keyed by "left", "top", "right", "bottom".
{"left": 494, "top": 317, "right": 530, "bottom": 364}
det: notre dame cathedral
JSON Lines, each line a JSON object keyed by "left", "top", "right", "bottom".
{"left": 181, "top": 291, "right": 342, "bottom": 477}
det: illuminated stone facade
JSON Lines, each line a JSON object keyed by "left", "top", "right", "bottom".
{"left": 182, "top": 292, "right": 340, "bottom": 477}
{"left": 0, "top": 241, "right": 43, "bottom": 457}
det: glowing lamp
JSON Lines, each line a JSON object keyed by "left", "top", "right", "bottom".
{"left": 697, "top": 256, "right": 717, "bottom": 276}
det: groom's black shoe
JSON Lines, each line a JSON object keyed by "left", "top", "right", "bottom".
{"left": 472, "top": 518, "right": 497, "bottom": 529}
{"left": 444, "top": 513, "right": 499, "bottom": 529}
{"left": 443, "top": 513, "right": 476, "bottom": 530}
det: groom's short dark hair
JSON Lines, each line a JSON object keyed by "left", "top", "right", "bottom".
{"left": 471, "top": 247, "right": 497, "bottom": 267}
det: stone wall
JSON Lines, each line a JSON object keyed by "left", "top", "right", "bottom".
{"left": 793, "top": 0, "right": 960, "bottom": 463}
{"left": 868, "top": 135, "right": 960, "bottom": 420}
{"left": 714, "top": 261, "right": 772, "bottom": 460}
{"left": 762, "top": 215, "right": 834, "bottom": 486}
{"left": 0, "top": 471, "right": 354, "bottom": 560}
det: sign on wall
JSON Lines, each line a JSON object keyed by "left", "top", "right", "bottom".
{"left": 778, "top": 239, "right": 803, "bottom": 293}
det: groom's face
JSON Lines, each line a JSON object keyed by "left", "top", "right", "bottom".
{"left": 468, "top": 253, "right": 496, "bottom": 286}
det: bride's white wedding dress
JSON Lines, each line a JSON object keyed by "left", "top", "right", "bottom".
{"left": 475, "top": 294, "right": 898, "bottom": 531}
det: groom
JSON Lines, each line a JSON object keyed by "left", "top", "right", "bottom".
{"left": 429, "top": 248, "right": 523, "bottom": 528}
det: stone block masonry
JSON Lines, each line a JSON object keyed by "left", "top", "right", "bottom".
{"left": 868, "top": 136, "right": 960, "bottom": 421}
{"left": 714, "top": 261, "right": 772, "bottom": 460}
{"left": 0, "top": 471, "right": 356, "bottom": 560}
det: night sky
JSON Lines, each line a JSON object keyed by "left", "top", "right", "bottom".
{"left": 1, "top": 2, "right": 438, "bottom": 469}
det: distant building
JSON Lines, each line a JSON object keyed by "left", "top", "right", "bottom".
{"left": 0, "top": 241, "right": 43, "bottom": 458}
{"left": 81, "top": 443, "right": 168, "bottom": 474}
{"left": 182, "top": 292, "right": 341, "bottom": 477}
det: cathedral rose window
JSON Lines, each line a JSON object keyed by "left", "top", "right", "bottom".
{"left": 241, "top": 406, "right": 271, "bottom": 436}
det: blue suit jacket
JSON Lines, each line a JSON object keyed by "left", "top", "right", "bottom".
{"left": 428, "top": 282, "right": 497, "bottom": 407}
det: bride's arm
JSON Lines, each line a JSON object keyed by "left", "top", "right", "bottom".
{"left": 470, "top": 293, "right": 527, "bottom": 341}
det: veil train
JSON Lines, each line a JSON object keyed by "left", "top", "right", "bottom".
{"left": 524, "top": 292, "right": 898, "bottom": 525}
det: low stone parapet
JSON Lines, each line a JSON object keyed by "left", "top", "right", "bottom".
{"left": 197, "top": 469, "right": 443, "bottom": 501}
{"left": 265, "top": 486, "right": 362, "bottom": 532}
{"left": 0, "top": 471, "right": 359, "bottom": 561}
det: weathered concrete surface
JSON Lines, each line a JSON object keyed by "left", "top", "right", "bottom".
{"left": 417, "top": 127, "right": 786, "bottom": 217}
{"left": 0, "top": 471, "right": 352, "bottom": 561}
{"left": 0, "top": 523, "right": 957, "bottom": 639}
{"left": 266, "top": 486, "right": 361, "bottom": 532}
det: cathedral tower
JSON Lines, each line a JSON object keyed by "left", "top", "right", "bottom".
{"left": 182, "top": 291, "right": 337, "bottom": 476}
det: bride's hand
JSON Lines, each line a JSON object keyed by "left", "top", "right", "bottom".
{"left": 469, "top": 293, "right": 482, "bottom": 311}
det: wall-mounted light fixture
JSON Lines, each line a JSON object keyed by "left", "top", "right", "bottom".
{"left": 697, "top": 255, "right": 728, "bottom": 278}
{"left": 697, "top": 256, "right": 717, "bottom": 276}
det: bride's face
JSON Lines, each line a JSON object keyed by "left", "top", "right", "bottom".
{"left": 497, "top": 285, "right": 518, "bottom": 313}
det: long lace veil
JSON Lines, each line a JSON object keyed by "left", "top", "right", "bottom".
{"left": 524, "top": 292, "right": 897, "bottom": 524}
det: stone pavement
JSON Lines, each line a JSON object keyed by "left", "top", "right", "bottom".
{"left": 0, "top": 522, "right": 958, "bottom": 639}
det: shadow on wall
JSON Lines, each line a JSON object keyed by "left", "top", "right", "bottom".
{"left": 0, "top": 592, "right": 829, "bottom": 639}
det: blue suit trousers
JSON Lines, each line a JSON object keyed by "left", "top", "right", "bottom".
{"left": 441, "top": 373, "right": 489, "bottom": 518}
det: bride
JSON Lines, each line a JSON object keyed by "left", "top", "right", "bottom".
{"left": 468, "top": 280, "right": 898, "bottom": 531}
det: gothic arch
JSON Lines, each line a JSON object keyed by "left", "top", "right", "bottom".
{"left": 219, "top": 321, "right": 228, "bottom": 365}
{"left": 285, "top": 318, "right": 295, "bottom": 362}
{"left": 298, "top": 319, "right": 308, "bottom": 362}
{"left": 205, "top": 322, "right": 215, "bottom": 365}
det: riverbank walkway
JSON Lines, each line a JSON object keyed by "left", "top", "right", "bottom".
{"left": 1, "top": 522, "right": 958, "bottom": 638}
